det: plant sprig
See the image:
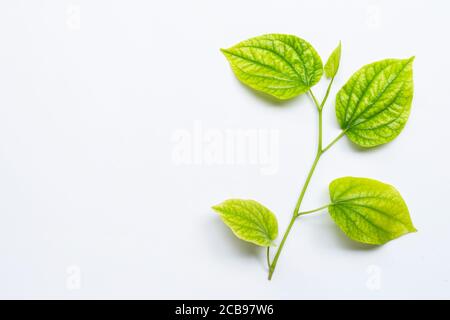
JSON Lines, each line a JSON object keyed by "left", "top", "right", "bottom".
{"left": 214, "top": 34, "right": 416, "bottom": 280}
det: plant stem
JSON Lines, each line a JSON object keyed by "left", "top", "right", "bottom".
{"left": 320, "top": 76, "right": 335, "bottom": 110}
{"left": 266, "top": 247, "right": 271, "bottom": 270}
{"left": 297, "top": 204, "right": 330, "bottom": 217}
{"left": 322, "top": 130, "right": 346, "bottom": 153}
{"left": 268, "top": 95, "right": 323, "bottom": 280}
{"left": 268, "top": 84, "right": 340, "bottom": 280}
{"left": 268, "top": 142, "right": 322, "bottom": 280}
{"left": 309, "top": 89, "right": 321, "bottom": 111}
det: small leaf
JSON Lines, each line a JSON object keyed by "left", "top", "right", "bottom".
{"left": 221, "top": 34, "right": 323, "bottom": 100}
{"left": 328, "top": 177, "right": 416, "bottom": 245}
{"left": 335, "top": 57, "right": 414, "bottom": 147}
{"left": 324, "top": 41, "right": 341, "bottom": 78}
{"left": 212, "top": 199, "right": 278, "bottom": 247}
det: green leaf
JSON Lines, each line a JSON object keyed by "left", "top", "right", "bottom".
{"left": 212, "top": 199, "right": 278, "bottom": 247}
{"left": 221, "top": 34, "right": 323, "bottom": 100}
{"left": 324, "top": 41, "right": 341, "bottom": 78}
{"left": 335, "top": 57, "right": 414, "bottom": 147}
{"left": 328, "top": 177, "right": 416, "bottom": 245}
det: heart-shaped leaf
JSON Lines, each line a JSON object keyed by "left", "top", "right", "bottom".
{"left": 335, "top": 58, "right": 414, "bottom": 147}
{"left": 328, "top": 177, "right": 416, "bottom": 245}
{"left": 212, "top": 199, "right": 278, "bottom": 247}
{"left": 221, "top": 34, "right": 323, "bottom": 100}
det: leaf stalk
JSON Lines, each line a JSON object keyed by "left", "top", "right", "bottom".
{"left": 297, "top": 204, "right": 330, "bottom": 217}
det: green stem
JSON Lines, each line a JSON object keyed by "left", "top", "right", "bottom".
{"left": 266, "top": 247, "right": 271, "bottom": 270}
{"left": 268, "top": 147, "right": 322, "bottom": 280}
{"left": 268, "top": 84, "right": 339, "bottom": 280}
{"left": 297, "top": 204, "right": 330, "bottom": 217}
{"left": 318, "top": 109, "right": 323, "bottom": 151}
{"left": 319, "top": 76, "right": 335, "bottom": 110}
{"left": 322, "top": 130, "right": 346, "bottom": 153}
{"left": 309, "top": 89, "right": 321, "bottom": 111}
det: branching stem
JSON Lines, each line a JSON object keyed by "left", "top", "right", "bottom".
{"left": 309, "top": 89, "right": 321, "bottom": 111}
{"left": 268, "top": 76, "right": 343, "bottom": 280}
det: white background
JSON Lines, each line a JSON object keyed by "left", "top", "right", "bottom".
{"left": 0, "top": 0, "right": 449, "bottom": 299}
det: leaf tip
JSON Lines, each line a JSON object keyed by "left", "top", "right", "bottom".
{"left": 405, "top": 56, "right": 415, "bottom": 64}
{"left": 211, "top": 203, "right": 222, "bottom": 213}
{"left": 220, "top": 48, "right": 229, "bottom": 56}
